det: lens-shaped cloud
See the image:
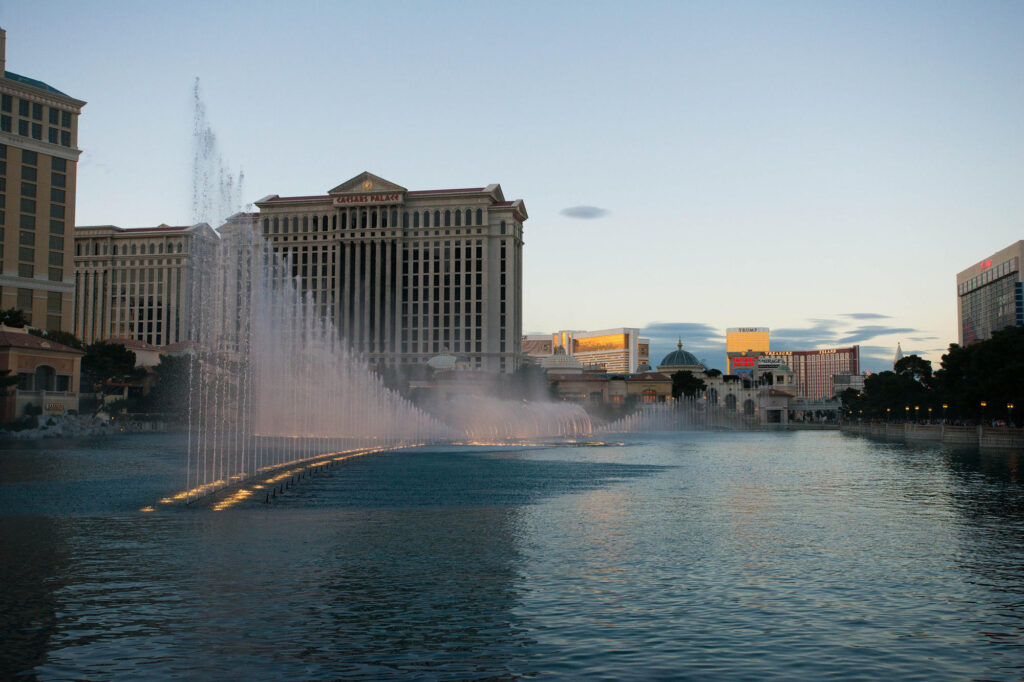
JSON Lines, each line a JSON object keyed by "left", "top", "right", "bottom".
{"left": 560, "top": 205, "right": 609, "bottom": 219}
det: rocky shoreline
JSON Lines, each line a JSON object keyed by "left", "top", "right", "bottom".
{"left": 0, "top": 414, "right": 171, "bottom": 440}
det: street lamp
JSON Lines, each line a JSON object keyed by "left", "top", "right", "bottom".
{"left": 981, "top": 400, "right": 988, "bottom": 425}
{"left": 905, "top": 406, "right": 910, "bottom": 423}
{"left": 942, "top": 403, "right": 948, "bottom": 423}
{"left": 1008, "top": 403, "right": 1015, "bottom": 427}
{"left": 886, "top": 407, "right": 891, "bottom": 423}
{"left": 927, "top": 407, "right": 932, "bottom": 423}
{"left": 915, "top": 406, "right": 920, "bottom": 422}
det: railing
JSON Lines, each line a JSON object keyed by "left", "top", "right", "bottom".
{"left": 841, "top": 422, "right": 1024, "bottom": 449}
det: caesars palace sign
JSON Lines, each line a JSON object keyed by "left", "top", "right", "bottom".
{"left": 332, "top": 192, "right": 404, "bottom": 206}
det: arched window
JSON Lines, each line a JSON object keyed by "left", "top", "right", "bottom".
{"left": 454, "top": 210, "right": 461, "bottom": 226}
{"left": 402, "top": 212, "right": 409, "bottom": 228}
{"left": 444, "top": 210, "right": 451, "bottom": 227}
{"left": 476, "top": 208, "right": 482, "bottom": 225}
{"left": 465, "top": 209, "right": 472, "bottom": 225}
{"left": 130, "top": 244, "right": 137, "bottom": 255}
{"left": 292, "top": 217, "right": 299, "bottom": 233}
{"left": 158, "top": 243, "right": 164, "bottom": 254}
{"left": 111, "top": 245, "right": 117, "bottom": 255}
{"left": 743, "top": 399, "right": 755, "bottom": 416}
{"left": 340, "top": 213, "right": 347, "bottom": 229}
{"left": 423, "top": 211, "right": 430, "bottom": 227}
{"left": 381, "top": 210, "right": 387, "bottom": 228}
{"left": 642, "top": 389, "right": 657, "bottom": 403}
{"left": 433, "top": 210, "right": 440, "bottom": 226}
{"left": 273, "top": 217, "right": 279, "bottom": 233}
{"left": 76, "top": 243, "right": 80, "bottom": 256}
{"left": 391, "top": 210, "right": 397, "bottom": 227}
{"left": 177, "top": 242, "right": 182, "bottom": 253}
{"left": 706, "top": 388, "right": 718, "bottom": 405}
{"left": 34, "top": 365, "right": 56, "bottom": 392}
{"left": 413, "top": 212, "right": 420, "bottom": 228}
{"left": 303, "top": 216, "right": 308, "bottom": 232}
{"left": 149, "top": 243, "right": 155, "bottom": 254}
{"left": 500, "top": 221, "right": 506, "bottom": 234}
{"left": 725, "top": 394, "right": 737, "bottom": 411}
{"left": 371, "top": 210, "right": 377, "bottom": 228}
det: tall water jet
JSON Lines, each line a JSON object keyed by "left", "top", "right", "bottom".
{"left": 184, "top": 88, "right": 450, "bottom": 503}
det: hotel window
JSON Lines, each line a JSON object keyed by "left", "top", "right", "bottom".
{"left": 31, "top": 123, "right": 42, "bottom": 140}
{"left": 61, "top": 131, "right": 70, "bottom": 146}
{"left": 48, "top": 128, "right": 58, "bottom": 144}
{"left": 0, "top": 95, "right": 9, "bottom": 112}
{"left": 18, "top": 119, "right": 28, "bottom": 136}
{"left": 0, "top": 115, "right": 9, "bottom": 132}
{"left": 454, "top": 210, "right": 461, "bottom": 226}
{"left": 23, "top": 150, "right": 37, "bottom": 166}
{"left": 18, "top": 100, "right": 29, "bottom": 116}
{"left": 62, "top": 111, "right": 71, "bottom": 128}
{"left": 476, "top": 208, "right": 482, "bottom": 225}
{"left": 32, "top": 103, "right": 43, "bottom": 120}
{"left": 444, "top": 210, "right": 451, "bottom": 227}
{"left": 434, "top": 210, "right": 440, "bottom": 226}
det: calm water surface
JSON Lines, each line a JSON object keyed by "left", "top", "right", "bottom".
{"left": 2, "top": 431, "right": 1024, "bottom": 679}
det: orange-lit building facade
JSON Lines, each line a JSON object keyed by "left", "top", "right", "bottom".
{"left": 725, "top": 327, "right": 769, "bottom": 375}
{"left": 522, "top": 328, "right": 649, "bottom": 374}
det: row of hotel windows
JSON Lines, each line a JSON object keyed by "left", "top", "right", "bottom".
{"left": 0, "top": 286, "right": 62, "bottom": 330}
{"left": 263, "top": 210, "right": 507, "bottom": 234}
{"left": 76, "top": 240, "right": 186, "bottom": 256}
{"left": 0, "top": 146, "right": 68, "bottom": 281}
{"left": 0, "top": 95, "right": 74, "bottom": 147}
{"left": 959, "top": 257, "right": 1019, "bottom": 296}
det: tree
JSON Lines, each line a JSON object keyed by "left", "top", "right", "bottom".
{"left": 0, "top": 308, "right": 29, "bottom": 328}
{"left": 671, "top": 370, "right": 706, "bottom": 400}
{"left": 81, "top": 342, "right": 137, "bottom": 391}
{"left": 143, "top": 355, "right": 191, "bottom": 419}
{"left": 704, "top": 368, "right": 723, "bottom": 378}
{"left": 0, "top": 369, "right": 19, "bottom": 391}
{"left": 895, "top": 354, "right": 932, "bottom": 387}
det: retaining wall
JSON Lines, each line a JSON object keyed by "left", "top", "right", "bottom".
{"left": 841, "top": 423, "right": 1024, "bottom": 450}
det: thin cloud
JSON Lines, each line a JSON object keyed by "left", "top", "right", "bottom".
{"left": 838, "top": 325, "right": 917, "bottom": 344}
{"left": 842, "top": 313, "right": 892, "bottom": 320}
{"left": 560, "top": 205, "right": 609, "bottom": 220}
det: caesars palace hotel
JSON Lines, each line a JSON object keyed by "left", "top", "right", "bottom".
{"left": 255, "top": 172, "right": 525, "bottom": 373}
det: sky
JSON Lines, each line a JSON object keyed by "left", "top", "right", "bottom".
{"left": 3, "top": 1, "right": 1022, "bottom": 372}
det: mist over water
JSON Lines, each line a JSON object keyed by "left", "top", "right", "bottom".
{"left": 191, "top": 78, "right": 244, "bottom": 229}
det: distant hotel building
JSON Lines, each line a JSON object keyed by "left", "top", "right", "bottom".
{"left": 73, "top": 223, "right": 218, "bottom": 345}
{"left": 523, "top": 328, "right": 650, "bottom": 374}
{"left": 255, "top": 172, "right": 525, "bottom": 373}
{"left": 0, "top": 28, "right": 85, "bottom": 332}
{"left": 956, "top": 241, "right": 1023, "bottom": 346}
{"left": 762, "top": 347, "right": 860, "bottom": 400}
{"left": 726, "top": 327, "right": 769, "bottom": 375}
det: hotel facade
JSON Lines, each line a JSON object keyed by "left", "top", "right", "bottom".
{"left": 73, "top": 223, "right": 218, "bottom": 345}
{"left": 725, "top": 327, "right": 770, "bottom": 376}
{"left": 956, "top": 241, "right": 1023, "bottom": 346}
{"left": 255, "top": 172, "right": 525, "bottom": 373}
{"left": 0, "top": 28, "right": 85, "bottom": 333}
{"left": 762, "top": 346, "right": 860, "bottom": 401}
{"left": 523, "top": 328, "right": 650, "bottom": 374}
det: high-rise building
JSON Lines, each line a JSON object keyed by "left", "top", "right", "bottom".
{"left": 956, "top": 241, "right": 1023, "bottom": 346}
{"left": 762, "top": 346, "right": 860, "bottom": 400}
{"left": 255, "top": 172, "right": 525, "bottom": 373}
{"left": 726, "top": 327, "right": 770, "bottom": 375}
{"left": 522, "top": 328, "right": 650, "bottom": 374}
{"left": 0, "top": 28, "right": 85, "bottom": 332}
{"left": 73, "top": 223, "right": 218, "bottom": 345}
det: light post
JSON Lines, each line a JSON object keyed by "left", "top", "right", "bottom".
{"left": 942, "top": 403, "right": 948, "bottom": 423}
{"left": 981, "top": 400, "right": 988, "bottom": 426}
{"left": 927, "top": 407, "right": 932, "bottom": 424}
{"left": 886, "top": 407, "right": 891, "bottom": 423}
{"left": 1008, "top": 403, "right": 1015, "bottom": 427}
{"left": 905, "top": 406, "right": 910, "bottom": 423}
{"left": 915, "top": 406, "right": 920, "bottom": 423}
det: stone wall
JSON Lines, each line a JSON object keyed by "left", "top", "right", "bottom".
{"left": 841, "top": 423, "right": 1024, "bottom": 450}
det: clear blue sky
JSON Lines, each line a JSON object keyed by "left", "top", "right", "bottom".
{"left": 4, "top": 1, "right": 1022, "bottom": 371}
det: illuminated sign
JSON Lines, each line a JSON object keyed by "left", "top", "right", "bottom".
{"left": 732, "top": 357, "right": 756, "bottom": 367}
{"left": 46, "top": 402, "right": 64, "bottom": 411}
{"left": 332, "top": 192, "right": 403, "bottom": 206}
{"left": 980, "top": 259, "right": 992, "bottom": 270}
{"left": 727, "top": 327, "right": 769, "bottom": 333}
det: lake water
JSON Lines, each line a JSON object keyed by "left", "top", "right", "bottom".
{"left": 2, "top": 430, "right": 1024, "bottom": 680}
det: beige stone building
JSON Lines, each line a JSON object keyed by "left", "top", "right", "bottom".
{"left": 73, "top": 223, "right": 218, "bottom": 345}
{"left": 0, "top": 324, "right": 83, "bottom": 421}
{"left": 0, "top": 28, "right": 85, "bottom": 332}
{"left": 254, "top": 172, "right": 526, "bottom": 373}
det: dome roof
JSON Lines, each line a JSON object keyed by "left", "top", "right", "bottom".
{"left": 659, "top": 340, "right": 701, "bottom": 368}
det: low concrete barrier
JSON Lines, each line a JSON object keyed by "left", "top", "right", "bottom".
{"left": 841, "top": 423, "right": 1024, "bottom": 450}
